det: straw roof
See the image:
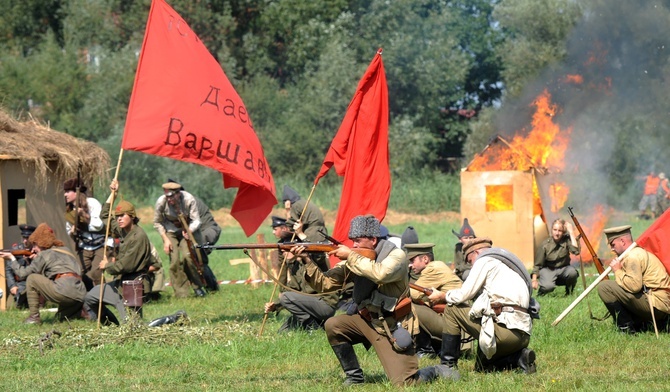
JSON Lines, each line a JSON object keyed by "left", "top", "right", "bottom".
{"left": 0, "top": 109, "right": 110, "bottom": 187}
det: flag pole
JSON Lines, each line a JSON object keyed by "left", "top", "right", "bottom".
{"left": 552, "top": 242, "right": 636, "bottom": 327}
{"left": 259, "top": 183, "right": 319, "bottom": 336}
{"left": 97, "top": 148, "right": 124, "bottom": 328}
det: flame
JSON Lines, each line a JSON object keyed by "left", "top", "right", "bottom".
{"left": 577, "top": 205, "right": 612, "bottom": 261}
{"left": 468, "top": 89, "right": 573, "bottom": 213}
{"left": 564, "top": 74, "right": 584, "bottom": 84}
{"left": 486, "top": 185, "right": 513, "bottom": 212}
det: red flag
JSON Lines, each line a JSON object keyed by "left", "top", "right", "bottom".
{"left": 315, "top": 49, "right": 390, "bottom": 263}
{"left": 637, "top": 208, "right": 670, "bottom": 273}
{"left": 122, "top": 0, "right": 275, "bottom": 236}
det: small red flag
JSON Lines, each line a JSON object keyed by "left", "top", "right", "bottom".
{"left": 637, "top": 209, "right": 670, "bottom": 274}
{"left": 122, "top": 0, "right": 275, "bottom": 236}
{"left": 315, "top": 49, "right": 390, "bottom": 264}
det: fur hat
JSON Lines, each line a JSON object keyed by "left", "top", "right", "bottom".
{"left": 271, "top": 215, "right": 288, "bottom": 228}
{"left": 401, "top": 226, "right": 419, "bottom": 248}
{"left": 19, "top": 224, "right": 37, "bottom": 238}
{"left": 348, "top": 215, "right": 381, "bottom": 239}
{"left": 114, "top": 200, "right": 137, "bottom": 218}
{"left": 63, "top": 177, "right": 87, "bottom": 193}
{"left": 282, "top": 185, "right": 301, "bottom": 204}
{"left": 462, "top": 237, "right": 493, "bottom": 258}
{"left": 603, "top": 225, "right": 632, "bottom": 243}
{"left": 28, "top": 223, "right": 64, "bottom": 250}
{"left": 452, "top": 218, "right": 475, "bottom": 239}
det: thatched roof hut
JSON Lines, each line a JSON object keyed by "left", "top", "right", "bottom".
{"left": 0, "top": 109, "right": 110, "bottom": 309}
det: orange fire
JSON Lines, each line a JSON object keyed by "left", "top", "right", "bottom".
{"left": 564, "top": 74, "right": 584, "bottom": 84}
{"left": 576, "top": 204, "right": 612, "bottom": 261}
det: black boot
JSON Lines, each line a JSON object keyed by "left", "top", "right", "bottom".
{"left": 433, "top": 334, "right": 461, "bottom": 381}
{"left": 603, "top": 302, "right": 637, "bottom": 334}
{"left": 488, "top": 348, "right": 537, "bottom": 374}
{"left": 415, "top": 329, "right": 437, "bottom": 359}
{"left": 331, "top": 343, "right": 364, "bottom": 386}
{"left": 147, "top": 310, "right": 188, "bottom": 327}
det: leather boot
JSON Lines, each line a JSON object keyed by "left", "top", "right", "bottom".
{"left": 331, "top": 343, "right": 365, "bottom": 386}
{"left": 433, "top": 334, "right": 461, "bottom": 380}
{"left": 147, "top": 310, "right": 187, "bottom": 327}
{"left": 414, "top": 329, "right": 437, "bottom": 359}
{"left": 603, "top": 302, "right": 637, "bottom": 333}
{"left": 101, "top": 307, "right": 120, "bottom": 326}
{"left": 485, "top": 347, "right": 537, "bottom": 374}
{"left": 24, "top": 313, "right": 42, "bottom": 325}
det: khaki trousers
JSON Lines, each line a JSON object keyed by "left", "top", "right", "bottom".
{"left": 325, "top": 313, "right": 418, "bottom": 386}
{"left": 26, "top": 274, "right": 83, "bottom": 319}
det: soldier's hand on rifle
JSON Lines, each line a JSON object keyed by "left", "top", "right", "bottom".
{"left": 163, "top": 240, "right": 172, "bottom": 254}
{"left": 428, "top": 289, "right": 446, "bottom": 304}
{"left": 264, "top": 302, "right": 276, "bottom": 313}
{"left": 289, "top": 245, "right": 309, "bottom": 263}
{"left": 329, "top": 244, "right": 352, "bottom": 260}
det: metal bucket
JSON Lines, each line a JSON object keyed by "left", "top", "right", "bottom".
{"left": 122, "top": 280, "right": 143, "bottom": 307}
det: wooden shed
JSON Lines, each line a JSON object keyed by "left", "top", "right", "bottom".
{"left": 460, "top": 135, "right": 556, "bottom": 269}
{"left": 0, "top": 110, "right": 110, "bottom": 310}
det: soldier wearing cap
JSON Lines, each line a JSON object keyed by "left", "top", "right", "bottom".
{"left": 153, "top": 179, "right": 215, "bottom": 297}
{"left": 428, "top": 237, "right": 536, "bottom": 377}
{"left": 265, "top": 214, "right": 340, "bottom": 333}
{"left": 0, "top": 223, "right": 86, "bottom": 324}
{"left": 452, "top": 218, "right": 476, "bottom": 281}
{"left": 597, "top": 225, "right": 670, "bottom": 333}
{"left": 83, "top": 180, "right": 160, "bottom": 324}
{"left": 532, "top": 218, "right": 580, "bottom": 296}
{"left": 63, "top": 177, "right": 108, "bottom": 291}
{"left": 406, "top": 243, "right": 463, "bottom": 358}
{"left": 4, "top": 224, "right": 36, "bottom": 308}
{"left": 299, "top": 215, "right": 450, "bottom": 386}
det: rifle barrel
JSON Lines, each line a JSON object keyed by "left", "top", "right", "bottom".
{"left": 568, "top": 207, "right": 607, "bottom": 276}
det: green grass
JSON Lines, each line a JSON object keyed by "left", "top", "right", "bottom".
{"left": 1, "top": 217, "right": 667, "bottom": 391}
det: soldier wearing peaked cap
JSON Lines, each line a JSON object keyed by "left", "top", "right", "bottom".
{"left": 452, "top": 218, "right": 476, "bottom": 281}
{"left": 4, "top": 224, "right": 37, "bottom": 309}
{"left": 597, "top": 225, "right": 670, "bottom": 333}
{"left": 84, "top": 179, "right": 160, "bottom": 325}
{"left": 428, "top": 237, "right": 536, "bottom": 377}
{"left": 282, "top": 185, "right": 329, "bottom": 272}
{"left": 406, "top": 243, "right": 464, "bottom": 359}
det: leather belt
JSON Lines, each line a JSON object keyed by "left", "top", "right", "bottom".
{"left": 54, "top": 272, "right": 81, "bottom": 280}
{"left": 491, "top": 302, "right": 528, "bottom": 316}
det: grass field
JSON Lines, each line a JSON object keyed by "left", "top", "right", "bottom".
{"left": 1, "top": 215, "right": 668, "bottom": 391}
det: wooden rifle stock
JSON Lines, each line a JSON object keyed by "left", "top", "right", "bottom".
{"left": 201, "top": 242, "right": 377, "bottom": 261}
{"left": 177, "top": 213, "right": 205, "bottom": 281}
{"left": 568, "top": 207, "right": 608, "bottom": 278}
{"left": 0, "top": 249, "right": 32, "bottom": 257}
{"left": 408, "top": 282, "right": 445, "bottom": 313}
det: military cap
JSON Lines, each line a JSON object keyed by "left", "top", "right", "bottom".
{"left": 63, "top": 177, "right": 87, "bottom": 193}
{"left": 452, "top": 218, "right": 476, "bottom": 239}
{"left": 379, "top": 225, "right": 390, "bottom": 239}
{"left": 19, "top": 224, "right": 37, "bottom": 238}
{"left": 271, "top": 215, "right": 288, "bottom": 228}
{"left": 401, "top": 226, "right": 419, "bottom": 248}
{"left": 603, "top": 225, "right": 632, "bottom": 243}
{"left": 282, "top": 185, "right": 301, "bottom": 204}
{"left": 405, "top": 243, "right": 435, "bottom": 260}
{"left": 462, "top": 237, "right": 493, "bottom": 258}
{"left": 348, "top": 215, "right": 381, "bottom": 239}
{"left": 162, "top": 180, "right": 183, "bottom": 191}
{"left": 114, "top": 200, "right": 137, "bottom": 218}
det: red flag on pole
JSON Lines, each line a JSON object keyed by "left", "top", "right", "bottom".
{"left": 122, "top": 0, "right": 275, "bottom": 236}
{"left": 637, "top": 208, "right": 670, "bottom": 273}
{"left": 315, "top": 49, "right": 390, "bottom": 262}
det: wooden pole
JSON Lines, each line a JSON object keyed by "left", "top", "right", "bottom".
{"left": 258, "top": 183, "right": 319, "bottom": 336}
{"left": 97, "top": 148, "right": 124, "bottom": 328}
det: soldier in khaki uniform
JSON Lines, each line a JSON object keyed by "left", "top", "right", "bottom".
{"left": 406, "top": 243, "right": 463, "bottom": 358}
{"left": 300, "top": 215, "right": 453, "bottom": 386}
{"left": 597, "top": 225, "right": 670, "bottom": 333}
{"left": 0, "top": 223, "right": 86, "bottom": 324}
{"left": 532, "top": 219, "right": 580, "bottom": 295}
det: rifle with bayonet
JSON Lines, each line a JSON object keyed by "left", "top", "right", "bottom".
{"left": 199, "top": 242, "right": 377, "bottom": 261}
{"left": 567, "top": 207, "right": 608, "bottom": 278}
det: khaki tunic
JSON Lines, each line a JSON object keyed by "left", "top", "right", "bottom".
{"left": 614, "top": 246, "right": 670, "bottom": 312}
{"left": 410, "top": 260, "right": 462, "bottom": 305}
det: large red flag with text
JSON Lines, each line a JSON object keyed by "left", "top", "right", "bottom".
{"left": 637, "top": 208, "right": 670, "bottom": 273}
{"left": 315, "top": 50, "right": 390, "bottom": 263}
{"left": 122, "top": 0, "right": 275, "bottom": 236}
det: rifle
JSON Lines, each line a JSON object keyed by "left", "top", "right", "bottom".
{"left": 73, "top": 165, "right": 82, "bottom": 246}
{"left": 200, "top": 242, "right": 377, "bottom": 261}
{"left": 177, "top": 212, "right": 206, "bottom": 283}
{"left": 567, "top": 207, "right": 608, "bottom": 278}
{"left": 0, "top": 249, "right": 32, "bottom": 257}
{"left": 409, "top": 282, "right": 445, "bottom": 313}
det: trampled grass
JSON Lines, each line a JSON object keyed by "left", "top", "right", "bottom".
{"left": 1, "top": 217, "right": 668, "bottom": 391}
